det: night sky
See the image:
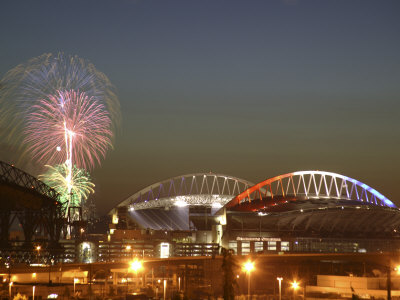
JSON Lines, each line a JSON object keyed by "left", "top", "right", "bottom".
{"left": 1, "top": 0, "right": 399, "bottom": 215}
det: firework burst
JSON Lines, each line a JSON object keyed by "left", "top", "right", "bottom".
{"left": 0, "top": 52, "right": 120, "bottom": 169}
{"left": 25, "top": 89, "right": 113, "bottom": 170}
{"left": 0, "top": 53, "right": 120, "bottom": 214}
{"left": 39, "top": 164, "right": 95, "bottom": 209}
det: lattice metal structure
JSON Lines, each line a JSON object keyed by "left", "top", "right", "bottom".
{"left": 0, "top": 161, "right": 59, "bottom": 200}
{"left": 226, "top": 171, "right": 396, "bottom": 208}
{"left": 0, "top": 161, "right": 64, "bottom": 259}
{"left": 115, "top": 173, "right": 255, "bottom": 211}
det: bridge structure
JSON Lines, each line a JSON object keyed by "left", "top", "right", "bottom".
{"left": 0, "top": 161, "right": 64, "bottom": 260}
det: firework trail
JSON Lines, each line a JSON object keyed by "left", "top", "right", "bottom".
{"left": 0, "top": 53, "right": 120, "bottom": 212}
{"left": 0, "top": 53, "right": 120, "bottom": 166}
{"left": 25, "top": 89, "right": 113, "bottom": 171}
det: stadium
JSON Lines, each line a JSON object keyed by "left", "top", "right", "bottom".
{"left": 109, "top": 170, "right": 400, "bottom": 256}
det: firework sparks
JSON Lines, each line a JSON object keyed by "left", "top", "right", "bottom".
{"left": 0, "top": 53, "right": 120, "bottom": 169}
{"left": 39, "top": 164, "right": 95, "bottom": 209}
{"left": 0, "top": 53, "right": 120, "bottom": 220}
{"left": 25, "top": 90, "right": 113, "bottom": 170}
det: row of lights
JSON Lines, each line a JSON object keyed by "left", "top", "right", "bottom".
{"left": 8, "top": 260, "right": 144, "bottom": 300}
{"left": 242, "top": 260, "right": 300, "bottom": 300}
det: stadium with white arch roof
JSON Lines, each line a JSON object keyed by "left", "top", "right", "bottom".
{"left": 109, "top": 170, "right": 400, "bottom": 254}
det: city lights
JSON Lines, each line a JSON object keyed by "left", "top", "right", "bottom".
{"left": 291, "top": 281, "right": 299, "bottom": 290}
{"left": 243, "top": 261, "right": 254, "bottom": 273}
{"left": 130, "top": 259, "right": 143, "bottom": 273}
{"left": 243, "top": 261, "right": 254, "bottom": 300}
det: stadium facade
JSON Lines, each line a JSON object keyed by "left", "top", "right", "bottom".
{"left": 108, "top": 171, "right": 400, "bottom": 258}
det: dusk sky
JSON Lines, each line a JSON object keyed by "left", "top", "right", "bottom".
{"left": 1, "top": 0, "right": 399, "bottom": 215}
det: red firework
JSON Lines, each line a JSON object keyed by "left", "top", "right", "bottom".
{"left": 24, "top": 90, "right": 113, "bottom": 170}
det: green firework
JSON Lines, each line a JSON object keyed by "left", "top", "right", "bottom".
{"left": 39, "top": 163, "right": 95, "bottom": 208}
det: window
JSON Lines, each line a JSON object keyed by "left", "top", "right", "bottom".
{"left": 281, "top": 241, "right": 289, "bottom": 251}
{"left": 268, "top": 241, "right": 276, "bottom": 251}
{"left": 228, "top": 241, "right": 237, "bottom": 254}
{"left": 242, "top": 242, "right": 250, "bottom": 255}
{"left": 255, "top": 242, "right": 263, "bottom": 252}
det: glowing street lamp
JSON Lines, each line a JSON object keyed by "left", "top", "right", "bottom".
{"left": 36, "top": 245, "right": 41, "bottom": 263}
{"left": 243, "top": 261, "right": 254, "bottom": 300}
{"left": 291, "top": 281, "right": 299, "bottom": 300}
{"left": 130, "top": 259, "right": 143, "bottom": 273}
{"left": 130, "top": 259, "right": 143, "bottom": 289}
{"left": 277, "top": 277, "right": 283, "bottom": 300}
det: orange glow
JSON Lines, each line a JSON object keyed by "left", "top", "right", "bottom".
{"left": 243, "top": 261, "right": 254, "bottom": 273}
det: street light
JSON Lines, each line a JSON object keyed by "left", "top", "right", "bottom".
{"left": 130, "top": 259, "right": 143, "bottom": 290}
{"left": 243, "top": 261, "right": 254, "bottom": 300}
{"left": 277, "top": 277, "right": 283, "bottom": 300}
{"left": 36, "top": 245, "right": 41, "bottom": 263}
{"left": 291, "top": 281, "right": 299, "bottom": 300}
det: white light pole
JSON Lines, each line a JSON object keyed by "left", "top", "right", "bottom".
{"left": 277, "top": 277, "right": 283, "bottom": 300}
{"left": 178, "top": 277, "right": 181, "bottom": 292}
{"left": 33, "top": 285, "right": 35, "bottom": 300}
{"left": 9, "top": 282, "right": 13, "bottom": 299}
{"left": 163, "top": 279, "right": 167, "bottom": 300}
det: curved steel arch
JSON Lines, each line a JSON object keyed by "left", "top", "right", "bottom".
{"left": 114, "top": 173, "right": 255, "bottom": 211}
{"left": 225, "top": 171, "right": 396, "bottom": 209}
{"left": 0, "top": 160, "right": 60, "bottom": 202}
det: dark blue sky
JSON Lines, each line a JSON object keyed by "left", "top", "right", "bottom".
{"left": 1, "top": 0, "right": 399, "bottom": 214}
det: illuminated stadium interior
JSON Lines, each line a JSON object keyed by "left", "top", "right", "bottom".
{"left": 110, "top": 173, "right": 254, "bottom": 230}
